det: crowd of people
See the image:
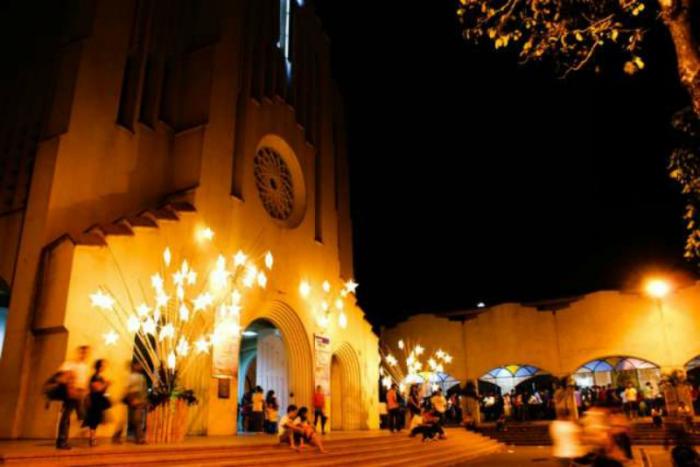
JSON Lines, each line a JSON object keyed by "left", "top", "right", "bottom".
{"left": 45, "top": 346, "right": 148, "bottom": 449}
{"left": 238, "top": 384, "right": 328, "bottom": 437}
{"left": 46, "top": 346, "right": 331, "bottom": 453}
{"left": 385, "top": 383, "right": 449, "bottom": 441}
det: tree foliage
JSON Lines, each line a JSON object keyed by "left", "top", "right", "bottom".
{"left": 457, "top": 0, "right": 655, "bottom": 76}
{"left": 459, "top": 0, "right": 700, "bottom": 263}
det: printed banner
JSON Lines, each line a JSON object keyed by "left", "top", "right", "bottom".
{"left": 314, "top": 334, "right": 331, "bottom": 396}
{"left": 212, "top": 310, "right": 240, "bottom": 378}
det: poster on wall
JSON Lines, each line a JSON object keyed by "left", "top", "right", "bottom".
{"left": 314, "top": 334, "right": 331, "bottom": 396}
{"left": 212, "top": 312, "right": 240, "bottom": 379}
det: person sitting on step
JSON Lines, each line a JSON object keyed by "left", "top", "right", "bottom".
{"left": 278, "top": 404, "right": 303, "bottom": 449}
{"left": 409, "top": 409, "right": 446, "bottom": 442}
{"left": 294, "top": 407, "right": 328, "bottom": 453}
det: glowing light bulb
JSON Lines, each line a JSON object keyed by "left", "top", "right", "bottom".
{"left": 103, "top": 330, "right": 119, "bottom": 346}
{"left": 136, "top": 303, "right": 150, "bottom": 317}
{"left": 179, "top": 303, "right": 190, "bottom": 322}
{"left": 127, "top": 316, "right": 141, "bottom": 333}
{"left": 195, "top": 337, "right": 209, "bottom": 354}
{"left": 339, "top": 312, "right": 348, "bottom": 329}
{"left": 176, "top": 337, "right": 189, "bottom": 357}
{"left": 197, "top": 226, "right": 214, "bottom": 242}
{"left": 143, "top": 318, "right": 156, "bottom": 336}
{"left": 398, "top": 340, "right": 405, "bottom": 350}
{"left": 344, "top": 279, "right": 359, "bottom": 294}
{"left": 151, "top": 274, "right": 164, "bottom": 292}
{"left": 167, "top": 352, "right": 176, "bottom": 370}
{"left": 299, "top": 281, "right": 311, "bottom": 298}
{"left": 322, "top": 280, "right": 331, "bottom": 293}
{"left": 257, "top": 271, "right": 268, "bottom": 288}
{"left": 90, "top": 290, "right": 115, "bottom": 310}
{"left": 163, "top": 247, "right": 172, "bottom": 267}
{"left": 233, "top": 250, "right": 247, "bottom": 267}
{"left": 645, "top": 278, "right": 671, "bottom": 299}
{"left": 265, "top": 251, "right": 274, "bottom": 270}
{"left": 159, "top": 323, "right": 174, "bottom": 341}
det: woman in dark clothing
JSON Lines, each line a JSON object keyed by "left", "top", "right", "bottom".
{"left": 408, "top": 384, "right": 422, "bottom": 416}
{"left": 84, "top": 359, "right": 111, "bottom": 446}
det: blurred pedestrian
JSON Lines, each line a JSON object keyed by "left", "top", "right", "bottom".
{"left": 113, "top": 361, "right": 147, "bottom": 444}
{"left": 55, "top": 345, "right": 91, "bottom": 449}
{"left": 83, "top": 359, "right": 111, "bottom": 447}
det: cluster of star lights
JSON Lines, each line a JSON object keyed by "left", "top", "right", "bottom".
{"left": 89, "top": 226, "right": 272, "bottom": 386}
{"left": 298, "top": 277, "right": 358, "bottom": 330}
{"left": 380, "top": 339, "right": 453, "bottom": 394}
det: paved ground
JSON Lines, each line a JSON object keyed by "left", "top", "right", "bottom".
{"left": 457, "top": 445, "right": 674, "bottom": 466}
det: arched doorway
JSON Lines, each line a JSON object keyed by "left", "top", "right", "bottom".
{"left": 330, "top": 342, "right": 364, "bottom": 430}
{"left": 573, "top": 356, "right": 660, "bottom": 389}
{"left": 238, "top": 320, "right": 288, "bottom": 432}
{"left": 237, "top": 301, "right": 314, "bottom": 432}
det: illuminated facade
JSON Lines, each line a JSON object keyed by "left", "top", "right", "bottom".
{"left": 0, "top": 0, "right": 379, "bottom": 438}
{"left": 382, "top": 285, "right": 700, "bottom": 394}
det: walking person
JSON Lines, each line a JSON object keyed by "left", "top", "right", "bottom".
{"left": 461, "top": 381, "right": 481, "bottom": 428}
{"left": 386, "top": 383, "right": 402, "bottom": 432}
{"left": 264, "top": 390, "right": 279, "bottom": 434}
{"left": 312, "top": 385, "right": 328, "bottom": 435}
{"left": 430, "top": 388, "right": 447, "bottom": 425}
{"left": 251, "top": 386, "right": 265, "bottom": 432}
{"left": 55, "top": 345, "right": 91, "bottom": 450}
{"left": 83, "top": 359, "right": 111, "bottom": 447}
{"left": 112, "top": 361, "right": 147, "bottom": 444}
{"left": 549, "top": 408, "right": 583, "bottom": 466}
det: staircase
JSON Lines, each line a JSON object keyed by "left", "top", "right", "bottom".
{"left": 477, "top": 421, "right": 700, "bottom": 446}
{"left": 0, "top": 429, "right": 503, "bottom": 466}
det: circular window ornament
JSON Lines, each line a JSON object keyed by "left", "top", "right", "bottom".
{"left": 252, "top": 136, "right": 306, "bottom": 227}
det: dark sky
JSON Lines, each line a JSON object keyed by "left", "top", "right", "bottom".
{"left": 316, "top": 1, "right": 695, "bottom": 327}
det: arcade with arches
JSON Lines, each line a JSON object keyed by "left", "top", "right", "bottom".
{"left": 572, "top": 356, "right": 661, "bottom": 389}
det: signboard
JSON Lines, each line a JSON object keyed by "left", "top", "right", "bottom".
{"left": 314, "top": 334, "right": 331, "bottom": 397}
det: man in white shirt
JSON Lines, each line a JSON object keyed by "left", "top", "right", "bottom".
{"left": 278, "top": 404, "right": 301, "bottom": 448}
{"left": 430, "top": 388, "right": 447, "bottom": 424}
{"left": 56, "top": 345, "right": 90, "bottom": 449}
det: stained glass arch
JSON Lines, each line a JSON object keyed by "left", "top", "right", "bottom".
{"left": 575, "top": 356, "right": 659, "bottom": 374}
{"left": 480, "top": 364, "right": 541, "bottom": 381}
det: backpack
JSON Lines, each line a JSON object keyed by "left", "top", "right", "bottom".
{"left": 43, "top": 372, "right": 69, "bottom": 404}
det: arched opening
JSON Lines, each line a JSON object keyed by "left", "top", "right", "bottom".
{"left": 238, "top": 319, "right": 288, "bottom": 432}
{"left": 330, "top": 342, "right": 364, "bottom": 430}
{"left": 237, "top": 301, "right": 314, "bottom": 433}
{"left": 330, "top": 355, "right": 343, "bottom": 431}
{"left": 478, "top": 365, "right": 554, "bottom": 421}
{"left": 573, "top": 356, "right": 660, "bottom": 389}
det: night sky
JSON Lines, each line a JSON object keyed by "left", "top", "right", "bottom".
{"left": 316, "top": 1, "right": 695, "bottom": 327}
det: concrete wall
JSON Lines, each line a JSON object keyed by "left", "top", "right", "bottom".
{"left": 0, "top": 0, "right": 378, "bottom": 438}
{"left": 382, "top": 285, "right": 700, "bottom": 385}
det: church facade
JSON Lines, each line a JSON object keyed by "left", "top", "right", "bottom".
{"left": 0, "top": 0, "right": 379, "bottom": 438}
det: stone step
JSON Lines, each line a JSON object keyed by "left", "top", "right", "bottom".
{"left": 1, "top": 430, "right": 500, "bottom": 466}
